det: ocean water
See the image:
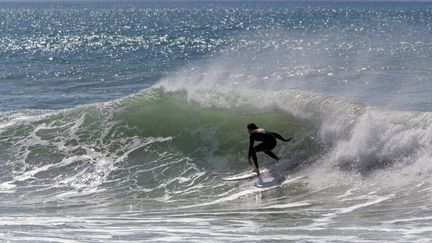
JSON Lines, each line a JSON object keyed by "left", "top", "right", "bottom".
{"left": 1, "top": 1, "right": 432, "bottom": 242}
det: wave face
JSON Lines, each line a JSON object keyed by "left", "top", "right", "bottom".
{"left": 2, "top": 86, "right": 432, "bottom": 204}
{"left": 0, "top": 89, "right": 312, "bottom": 207}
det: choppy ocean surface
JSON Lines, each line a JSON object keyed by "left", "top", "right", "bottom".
{"left": 1, "top": 1, "right": 432, "bottom": 242}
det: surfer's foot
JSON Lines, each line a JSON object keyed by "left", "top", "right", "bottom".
{"left": 253, "top": 168, "right": 260, "bottom": 176}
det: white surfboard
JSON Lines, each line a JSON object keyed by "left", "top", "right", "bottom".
{"left": 222, "top": 168, "right": 268, "bottom": 181}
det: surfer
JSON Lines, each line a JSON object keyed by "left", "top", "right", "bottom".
{"left": 247, "top": 123, "right": 292, "bottom": 176}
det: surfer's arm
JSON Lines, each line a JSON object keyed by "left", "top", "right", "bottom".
{"left": 271, "top": 132, "right": 292, "bottom": 142}
{"left": 248, "top": 135, "right": 254, "bottom": 159}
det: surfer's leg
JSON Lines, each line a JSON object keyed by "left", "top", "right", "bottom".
{"left": 251, "top": 143, "right": 269, "bottom": 176}
{"left": 256, "top": 139, "right": 278, "bottom": 161}
{"left": 264, "top": 150, "right": 280, "bottom": 161}
{"left": 251, "top": 154, "right": 260, "bottom": 176}
{"left": 252, "top": 142, "right": 277, "bottom": 175}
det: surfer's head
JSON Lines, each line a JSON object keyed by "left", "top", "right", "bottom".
{"left": 247, "top": 123, "right": 258, "bottom": 133}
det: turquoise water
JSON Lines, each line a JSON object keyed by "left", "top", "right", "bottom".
{"left": 1, "top": 1, "right": 432, "bottom": 242}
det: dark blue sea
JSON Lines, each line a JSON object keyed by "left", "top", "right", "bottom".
{"left": 1, "top": 1, "right": 432, "bottom": 241}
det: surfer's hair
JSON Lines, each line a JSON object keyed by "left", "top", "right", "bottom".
{"left": 247, "top": 123, "right": 258, "bottom": 130}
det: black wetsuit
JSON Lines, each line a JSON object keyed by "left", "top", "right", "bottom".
{"left": 248, "top": 131, "right": 291, "bottom": 169}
